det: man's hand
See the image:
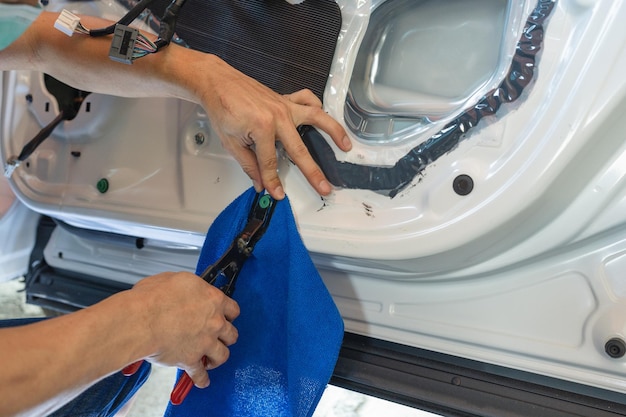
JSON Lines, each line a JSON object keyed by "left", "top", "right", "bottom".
{"left": 196, "top": 57, "right": 352, "bottom": 200}
{"left": 131, "top": 272, "right": 240, "bottom": 388}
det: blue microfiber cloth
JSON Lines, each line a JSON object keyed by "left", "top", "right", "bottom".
{"left": 164, "top": 187, "right": 344, "bottom": 417}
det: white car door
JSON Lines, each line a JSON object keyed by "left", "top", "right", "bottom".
{"left": 2, "top": 0, "right": 626, "bottom": 415}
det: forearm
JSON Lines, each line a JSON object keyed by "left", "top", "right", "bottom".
{"left": 0, "top": 271, "right": 239, "bottom": 417}
{"left": 0, "top": 12, "right": 209, "bottom": 103}
{"left": 0, "top": 290, "right": 151, "bottom": 416}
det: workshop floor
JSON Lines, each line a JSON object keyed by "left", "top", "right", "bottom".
{"left": 0, "top": 278, "right": 438, "bottom": 417}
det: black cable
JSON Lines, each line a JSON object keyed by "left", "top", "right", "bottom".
{"left": 154, "top": 0, "right": 187, "bottom": 50}
{"left": 14, "top": 76, "right": 91, "bottom": 164}
{"left": 89, "top": 0, "right": 158, "bottom": 37}
{"left": 16, "top": 112, "right": 65, "bottom": 163}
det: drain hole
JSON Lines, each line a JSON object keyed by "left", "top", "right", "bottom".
{"left": 453, "top": 175, "right": 474, "bottom": 196}
{"left": 605, "top": 338, "right": 626, "bottom": 359}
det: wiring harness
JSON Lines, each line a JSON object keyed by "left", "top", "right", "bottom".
{"left": 54, "top": 0, "right": 186, "bottom": 64}
{"left": 5, "top": 0, "right": 186, "bottom": 177}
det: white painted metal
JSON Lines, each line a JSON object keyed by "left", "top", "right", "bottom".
{"left": 0, "top": 177, "right": 38, "bottom": 282}
{"left": 2, "top": 0, "right": 626, "bottom": 396}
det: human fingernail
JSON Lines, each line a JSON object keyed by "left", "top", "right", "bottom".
{"left": 195, "top": 380, "right": 210, "bottom": 389}
{"left": 342, "top": 135, "right": 352, "bottom": 150}
{"left": 274, "top": 186, "right": 285, "bottom": 199}
{"left": 252, "top": 180, "right": 262, "bottom": 192}
{"left": 319, "top": 180, "right": 332, "bottom": 195}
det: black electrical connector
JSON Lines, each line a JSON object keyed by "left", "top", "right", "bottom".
{"left": 109, "top": 24, "right": 139, "bottom": 65}
{"left": 89, "top": 0, "right": 186, "bottom": 62}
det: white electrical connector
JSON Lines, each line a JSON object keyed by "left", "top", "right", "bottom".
{"left": 54, "top": 9, "right": 81, "bottom": 37}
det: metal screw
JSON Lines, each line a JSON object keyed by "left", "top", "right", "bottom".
{"left": 194, "top": 133, "right": 205, "bottom": 145}
{"left": 25, "top": 94, "right": 33, "bottom": 104}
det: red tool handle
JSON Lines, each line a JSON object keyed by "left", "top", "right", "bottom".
{"left": 121, "top": 360, "right": 144, "bottom": 376}
{"left": 170, "top": 372, "right": 195, "bottom": 405}
{"left": 170, "top": 356, "right": 209, "bottom": 405}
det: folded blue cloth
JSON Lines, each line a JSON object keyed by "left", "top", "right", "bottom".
{"left": 164, "top": 187, "right": 344, "bottom": 417}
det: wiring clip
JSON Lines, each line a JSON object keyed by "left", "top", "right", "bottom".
{"left": 4, "top": 158, "right": 19, "bottom": 178}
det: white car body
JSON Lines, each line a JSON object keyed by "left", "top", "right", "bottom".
{"left": 2, "top": 0, "right": 626, "bottom": 414}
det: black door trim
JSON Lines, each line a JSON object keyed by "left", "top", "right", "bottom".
{"left": 332, "top": 333, "right": 626, "bottom": 417}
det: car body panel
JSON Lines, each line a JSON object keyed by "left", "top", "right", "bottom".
{"left": 2, "top": 0, "right": 626, "bottom": 412}
{"left": 0, "top": 176, "right": 38, "bottom": 282}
